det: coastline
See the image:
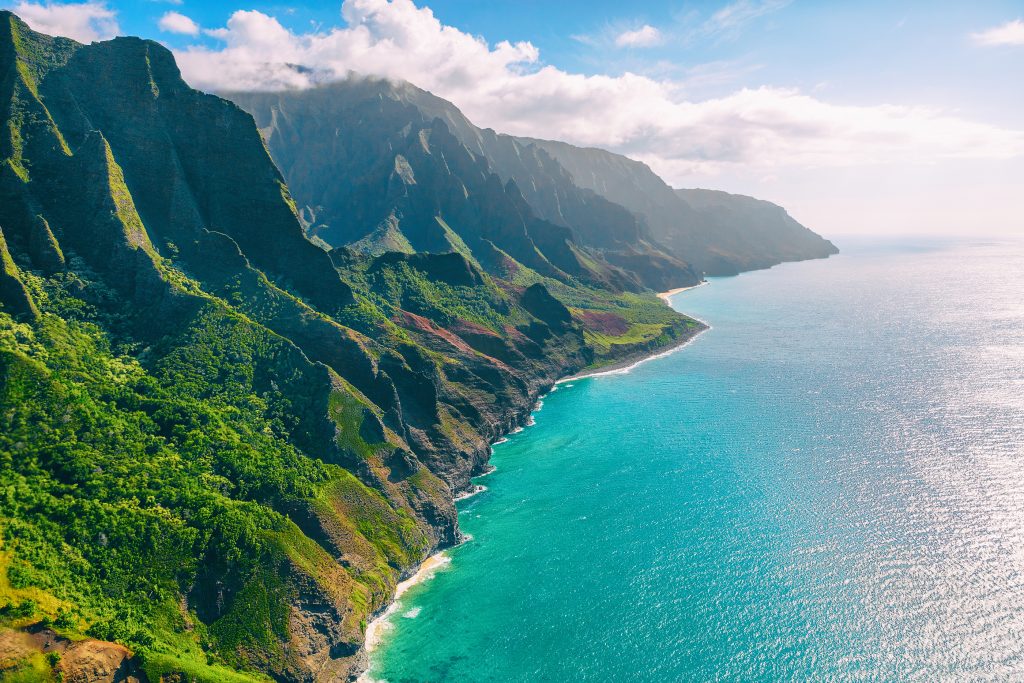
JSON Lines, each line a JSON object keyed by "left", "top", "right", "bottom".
{"left": 356, "top": 281, "right": 708, "bottom": 675}
{"left": 555, "top": 322, "right": 707, "bottom": 383}
{"left": 557, "top": 282, "right": 710, "bottom": 383}
{"left": 656, "top": 281, "right": 707, "bottom": 304}
{"left": 362, "top": 552, "right": 453, "bottom": 655}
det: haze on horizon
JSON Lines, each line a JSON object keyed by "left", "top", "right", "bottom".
{"left": 5, "top": 0, "right": 1023, "bottom": 238}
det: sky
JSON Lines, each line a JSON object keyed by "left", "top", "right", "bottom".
{"left": 4, "top": 1, "right": 1024, "bottom": 237}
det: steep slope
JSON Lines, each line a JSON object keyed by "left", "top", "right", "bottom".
{"left": 0, "top": 14, "right": 699, "bottom": 682}
{"left": 673, "top": 189, "right": 840, "bottom": 274}
{"left": 228, "top": 80, "right": 700, "bottom": 292}
{"left": 229, "top": 78, "right": 835, "bottom": 283}
{"left": 519, "top": 137, "right": 838, "bottom": 276}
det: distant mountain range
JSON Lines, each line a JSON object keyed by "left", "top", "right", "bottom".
{"left": 227, "top": 80, "right": 698, "bottom": 293}
{"left": 523, "top": 136, "right": 838, "bottom": 275}
{"left": 228, "top": 77, "right": 836, "bottom": 285}
{"left": 0, "top": 13, "right": 832, "bottom": 683}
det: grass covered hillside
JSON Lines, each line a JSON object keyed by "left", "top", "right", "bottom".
{"left": 0, "top": 13, "right": 700, "bottom": 682}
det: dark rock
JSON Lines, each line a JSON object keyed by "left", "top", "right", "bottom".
{"left": 520, "top": 283, "right": 572, "bottom": 330}
{"left": 27, "top": 215, "right": 64, "bottom": 273}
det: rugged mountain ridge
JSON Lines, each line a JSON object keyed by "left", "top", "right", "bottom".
{"left": 0, "top": 14, "right": 698, "bottom": 682}
{"left": 520, "top": 137, "right": 839, "bottom": 276}
{"left": 672, "top": 188, "right": 839, "bottom": 273}
{"left": 228, "top": 78, "right": 835, "bottom": 283}
{"left": 228, "top": 80, "right": 702, "bottom": 293}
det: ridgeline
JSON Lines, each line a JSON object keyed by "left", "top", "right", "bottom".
{"left": 0, "top": 14, "right": 702, "bottom": 682}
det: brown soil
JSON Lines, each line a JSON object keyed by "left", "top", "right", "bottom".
{"left": 0, "top": 626, "right": 147, "bottom": 682}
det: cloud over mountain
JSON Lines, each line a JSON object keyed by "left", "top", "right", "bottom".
{"left": 5, "top": 0, "right": 117, "bottom": 42}
{"left": 9, "top": 0, "right": 1024, "bottom": 196}
{"left": 169, "top": 0, "right": 1024, "bottom": 182}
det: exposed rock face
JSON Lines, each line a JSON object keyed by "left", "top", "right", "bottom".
{"left": 0, "top": 227, "right": 38, "bottom": 320}
{"left": 57, "top": 640, "right": 146, "bottom": 683}
{"left": 0, "top": 13, "right": 696, "bottom": 683}
{"left": 521, "top": 283, "right": 573, "bottom": 330}
{"left": 0, "top": 628, "right": 145, "bottom": 683}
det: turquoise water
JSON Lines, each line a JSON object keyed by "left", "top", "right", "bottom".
{"left": 368, "top": 239, "right": 1024, "bottom": 682}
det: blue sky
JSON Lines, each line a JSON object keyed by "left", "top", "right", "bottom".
{"left": 101, "top": 0, "right": 1024, "bottom": 123}
{"left": 5, "top": 0, "right": 1024, "bottom": 236}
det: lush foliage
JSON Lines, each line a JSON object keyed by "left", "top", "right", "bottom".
{"left": 0, "top": 287, "right": 412, "bottom": 680}
{"left": 0, "top": 11, "right": 697, "bottom": 682}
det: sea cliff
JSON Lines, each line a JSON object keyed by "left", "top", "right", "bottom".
{"left": 0, "top": 14, "right": 698, "bottom": 682}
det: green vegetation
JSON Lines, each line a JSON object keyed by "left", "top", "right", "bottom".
{"left": 1, "top": 652, "right": 57, "bottom": 683}
{"left": 0, "top": 306, "right": 333, "bottom": 676}
{"left": 0, "top": 12, "right": 698, "bottom": 682}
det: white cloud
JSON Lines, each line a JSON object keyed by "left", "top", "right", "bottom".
{"left": 614, "top": 25, "right": 662, "bottom": 48}
{"left": 176, "top": 2, "right": 539, "bottom": 93}
{"left": 701, "top": 0, "right": 791, "bottom": 39}
{"left": 172, "top": 0, "right": 1024, "bottom": 182}
{"left": 578, "top": 2, "right": 783, "bottom": 54}
{"left": 622, "top": 88, "right": 1024, "bottom": 179}
{"left": 971, "top": 19, "right": 1024, "bottom": 47}
{"left": 6, "top": 0, "right": 118, "bottom": 43}
{"left": 158, "top": 10, "right": 199, "bottom": 36}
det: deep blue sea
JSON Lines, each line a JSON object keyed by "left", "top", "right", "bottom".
{"left": 366, "top": 239, "right": 1024, "bottom": 682}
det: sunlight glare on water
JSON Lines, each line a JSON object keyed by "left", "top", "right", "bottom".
{"left": 368, "top": 238, "right": 1024, "bottom": 682}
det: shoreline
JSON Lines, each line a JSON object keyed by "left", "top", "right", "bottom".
{"left": 357, "top": 281, "right": 708, "bottom": 675}
{"left": 557, "top": 282, "right": 710, "bottom": 383}
{"left": 362, "top": 552, "right": 453, "bottom": 656}
{"left": 656, "top": 280, "right": 707, "bottom": 304}
{"left": 555, "top": 324, "right": 706, "bottom": 383}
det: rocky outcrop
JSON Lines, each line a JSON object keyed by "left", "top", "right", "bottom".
{"left": 57, "top": 640, "right": 146, "bottom": 683}
{"left": 520, "top": 283, "right": 573, "bottom": 330}
{"left": 0, "top": 627, "right": 145, "bottom": 683}
{"left": 0, "top": 227, "right": 38, "bottom": 320}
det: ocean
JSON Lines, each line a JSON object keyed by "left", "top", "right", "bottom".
{"left": 365, "top": 238, "right": 1024, "bottom": 682}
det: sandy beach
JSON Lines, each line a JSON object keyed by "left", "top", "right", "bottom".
{"left": 657, "top": 281, "right": 707, "bottom": 304}
{"left": 364, "top": 552, "right": 452, "bottom": 653}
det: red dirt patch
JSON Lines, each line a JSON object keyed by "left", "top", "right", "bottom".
{"left": 0, "top": 627, "right": 145, "bottom": 682}
{"left": 450, "top": 319, "right": 499, "bottom": 339}
{"left": 578, "top": 310, "right": 630, "bottom": 336}
{"left": 58, "top": 640, "right": 144, "bottom": 683}
{"left": 397, "top": 310, "right": 476, "bottom": 354}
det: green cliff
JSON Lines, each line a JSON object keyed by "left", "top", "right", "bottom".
{"left": 0, "top": 14, "right": 698, "bottom": 682}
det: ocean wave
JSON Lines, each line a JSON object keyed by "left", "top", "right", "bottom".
{"left": 455, "top": 484, "right": 487, "bottom": 501}
{"left": 363, "top": 553, "right": 452, "bottom": 653}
